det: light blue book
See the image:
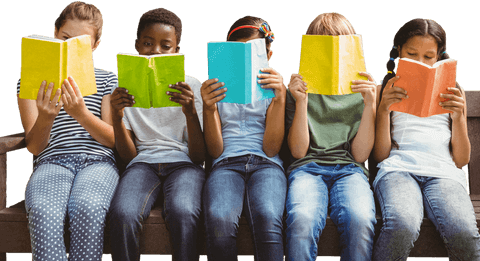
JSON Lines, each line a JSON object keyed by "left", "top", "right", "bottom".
{"left": 208, "top": 38, "right": 275, "bottom": 104}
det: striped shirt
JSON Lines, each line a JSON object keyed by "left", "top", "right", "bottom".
{"left": 17, "top": 68, "right": 117, "bottom": 164}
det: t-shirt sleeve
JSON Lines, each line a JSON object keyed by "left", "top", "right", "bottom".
{"left": 187, "top": 76, "right": 204, "bottom": 130}
{"left": 285, "top": 89, "right": 296, "bottom": 134}
{"left": 16, "top": 79, "right": 21, "bottom": 95}
{"left": 104, "top": 72, "right": 118, "bottom": 96}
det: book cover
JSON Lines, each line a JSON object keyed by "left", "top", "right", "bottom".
{"left": 390, "top": 58, "right": 456, "bottom": 117}
{"left": 117, "top": 53, "right": 185, "bottom": 108}
{"left": 208, "top": 38, "right": 275, "bottom": 104}
{"left": 299, "top": 35, "right": 367, "bottom": 95}
{"left": 20, "top": 34, "right": 97, "bottom": 100}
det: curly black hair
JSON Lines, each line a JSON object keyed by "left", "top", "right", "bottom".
{"left": 137, "top": 8, "right": 182, "bottom": 44}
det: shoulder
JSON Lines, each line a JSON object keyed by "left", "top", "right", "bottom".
{"left": 94, "top": 68, "right": 118, "bottom": 82}
{"left": 185, "top": 75, "right": 201, "bottom": 90}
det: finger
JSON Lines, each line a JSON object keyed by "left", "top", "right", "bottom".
{"left": 168, "top": 92, "right": 192, "bottom": 101}
{"left": 446, "top": 87, "right": 462, "bottom": 96}
{"left": 37, "top": 81, "right": 47, "bottom": 101}
{"left": 68, "top": 76, "right": 83, "bottom": 97}
{"left": 390, "top": 86, "right": 407, "bottom": 95}
{"left": 260, "top": 67, "right": 278, "bottom": 75}
{"left": 202, "top": 78, "right": 219, "bottom": 89}
{"left": 385, "top": 76, "right": 400, "bottom": 89}
{"left": 44, "top": 82, "right": 55, "bottom": 101}
{"left": 174, "top": 82, "right": 192, "bottom": 91}
{"left": 206, "top": 82, "right": 225, "bottom": 93}
{"left": 258, "top": 78, "right": 280, "bottom": 84}
{"left": 56, "top": 98, "right": 64, "bottom": 112}
{"left": 440, "top": 100, "right": 464, "bottom": 108}
{"left": 290, "top": 74, "right": 303, "bottom": 81}
{"left": 210, "top": 93, "right": 226, "bottom": 103}
{"left": 169, "top": 85, "right": 194, "bottom": 97}
{"left": 63, "top": 78, "right": 76, "bottom": 98}
{"left": 62, "top": 84, "right": 72, "bottom": 104}
{"left": 51, "top": 88, "right": 62, "bottom": 105}
{"left": 440, "top": 93, "right": 464, "bottom": 101}
{"left": 207, "top": 87, "right": 228, "bottom": 99}
{"left": 358, "top": 72, "right": 375, "bottom": 82}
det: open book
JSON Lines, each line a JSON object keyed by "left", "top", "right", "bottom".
{"left": 299, "top": 35, "right": 367, "bottom": 95}
{"left": 390, "top": 58, "right": 456, "bottom": 117}
{"left": 20, "top": 34, "right": 97, "bottom": 100}
{"left": 117, "top": 53, "right": 185, "bottom": 108}
{"left": 208, "top": 38, "right": 275, "bottom": 104}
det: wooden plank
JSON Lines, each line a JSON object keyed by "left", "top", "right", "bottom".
{"left": 468, "top": 118, "right": 480, "bottom": 195}
{"left": 0, "top": 133, "right": 26, "bottom": 154}
{"left": 0, "top": 253, "right": 5, "bottom": 261}
{"left": 0, "top": 221, "right": 31, "bottom": 252}
{"left": 0, "top": 154, "right": 5, "bottom": 211}
{"left": 466, "top": 91, "right": 480, "bottom": 118}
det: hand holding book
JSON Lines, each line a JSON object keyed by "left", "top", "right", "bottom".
{"left": 167, "top": 82, "right": 198, "bottom": 117}
{"left": 110, "top": 88, "right": 134, "bottom": 122}
{"left": 61, "top": 76, "right": 89, "bottom": 120}
{"left": 35, "top": 80, "right": 63, "bottom": 122}
{"left": 200, "top": 78, "right": 227, "bottom": 113}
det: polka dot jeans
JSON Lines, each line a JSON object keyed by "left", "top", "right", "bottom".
{"left": 25, "top": 153, "right": 119, "bottom": 261}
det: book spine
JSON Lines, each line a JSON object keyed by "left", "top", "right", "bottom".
{"left": 245, "top": 43, "right": 252, "bottom": 104}
{"left": 61, "top": 41, "right": 68, "bottom": 88}
{"left": 333, "top": 36, "right": 339, "bottom": 92}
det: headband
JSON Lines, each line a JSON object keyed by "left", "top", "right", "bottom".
{"left": 228, "top": 22, "right": 275, "bottom": 43}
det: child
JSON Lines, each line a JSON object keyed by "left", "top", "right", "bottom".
{"left": 108, "top": 8, "right": 206, "bottom": 261}
{"left": 285, "top": 13, "right": 377, "bottom": 260}
{"left": 17, "top": 2, "right": 119, "bottom": 260}
{"left": 372, "top": 18, "right": 480, "bottom": 260}
{"left": 201, "top": 16, "right": 287, "bottom": 261}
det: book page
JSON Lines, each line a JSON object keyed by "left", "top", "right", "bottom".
{"left": 208, "top": 42, "right": 247, "bottom": 103}
{"left": 428, "top": 59, "right": 456, "bottom": 116}
{"left": 338, "top": 35, "right": 367, "bottom": 95}
{"left": 250, "top": 39, "right": 274, "bottom": 103}
{"left": 20, "top": 37, "right": 62, "bottom": 100}
{"left": 65, "top": 35, "right": 96, "bottom": 97}
{"left": 151, "top": 54, "right": 184, "bottom": 108}
{"left": 300, "top": 35, "right": 335, "bottom": 95}
{"left": 117, "top": 54, "right": 151, "bottom": 108}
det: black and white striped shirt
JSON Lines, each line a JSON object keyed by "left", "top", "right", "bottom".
{"left": 17, "top": 68, "right": 117, "bottom": 164}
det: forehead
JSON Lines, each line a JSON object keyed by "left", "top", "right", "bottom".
{"left": 58, "top": 19, "right": 96, "bottom": 36}
{"left": 404, "top": 35, "right": 438, "bottom": 52}
{"left": 140, "top": 23, "right": 176, "bottom": 40}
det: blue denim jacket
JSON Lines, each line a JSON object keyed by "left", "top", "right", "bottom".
{"left": 213, "top": 98, "right": 283, "bottom": 169}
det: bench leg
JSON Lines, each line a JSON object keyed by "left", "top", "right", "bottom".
{"left": 0, "top": 252, "right": 5, "bottom": 261}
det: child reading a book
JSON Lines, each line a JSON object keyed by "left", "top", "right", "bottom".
{"left": 372, "top": 18, "right": 480, "bottom": 260}
{"left": 108, "top": 8, "right": 205, "bottom": 261}
{"left": 285, "top": 13, "right": 377, "bottom": 260}
{"left": 17, "top": 2, "right": 119, "bottom": 260}
{"left": 201, "top": 16, "right": 287, "bottom": 261}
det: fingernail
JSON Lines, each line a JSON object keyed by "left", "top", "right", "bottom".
{"left": 221, "top": 82, "right": 225, "bottom": 86}
{"left": 131, "top": 96, "right": 134, "bottom": 99}
{"left": 215, "top": 78, "right": 219, "bottom": 82}
{"left": 133, "top": 101, "right": 135, "bottom": 104}
{"left": 42, "top": 80, "right": 46, "bottom": 84}
{"left": 224, "top": 88, "right": 227, "bottom": 91}
{"left": 125, "top": 89, "right": 129, "bottom": 93}
{"left": 406, "top": 95, "right": 409, "bottom": 99}
{"left": 166, "top": 92, "right": 170, "bottom": 95}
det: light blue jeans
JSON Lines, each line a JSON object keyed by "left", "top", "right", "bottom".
{"left": 203, "top": 155, "right": 287, "bottom": 261}
{"left": 373, "top": 171, "right": 480, "bottom": 261}
{"left": 285, "top": 162, "right": 376, "bottom": 261}
{"left": 25, "top": 153, "right": 119, "bottom": 261}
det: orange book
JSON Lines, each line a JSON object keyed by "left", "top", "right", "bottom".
{"left": 390, "top": 58, "right": 456, "bottom": 117}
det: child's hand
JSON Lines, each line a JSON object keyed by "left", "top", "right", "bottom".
{"left": 110, "top": 87, "right": 134, "bottom": 121}
{"left": 61, "top": 76, "right": 89, "bottom": 120}
{"left": 167, "top": 82, "right": 197, "bottom": 117}
{"left": 378, "top": 76, "right": 408, "bottom": 113}
{"left": 440, "top": 87, "right": 465, "bottom": 121}
{"left": 351, "top": 72, "right": 377, "bottom": 106}
{"left": 36, "top": 80, "right": 63, "bottom": 121}
{"left": 288, "top": 74, "right": 308, "bottom": 103}
{"left": 200, "top": 78, "right": 227, "bottom": 113}
{"left": 258, "top": 68, "right": 286, "bottom": 103}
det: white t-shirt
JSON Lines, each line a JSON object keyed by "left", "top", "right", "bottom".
{"left": 374, "top": 111, "right": 467, "bottom": 189}
{"left": 122, "top": 75, "right": 203, "bottom": 168}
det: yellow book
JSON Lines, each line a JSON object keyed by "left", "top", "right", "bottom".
{"left": 20, "top": 34, "right": 97, "bottom": 100}
{"left": 299, "top": 35, "right": 367, "bottom": 95}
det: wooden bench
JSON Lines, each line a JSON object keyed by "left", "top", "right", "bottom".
{"left": 1, "top": 91, "right": 480, "bottom": 260}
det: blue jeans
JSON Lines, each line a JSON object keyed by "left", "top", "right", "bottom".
{"left": 25, "top": 153, "right": 119, "bottom": 261}
{"left": 203, "top": 155, "right": 287, "bottom": 261}
{"left": 108, "top": 162, "right": 205, "bottom": 261}
{"left": 373, "top": 171, "right": 480, "bottom": 261}
{"left": 285, "top": 162, "right": 376, "bottom": 261}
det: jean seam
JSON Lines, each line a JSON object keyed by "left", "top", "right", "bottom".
{"left": 244, "top": 179, "right": 259, "bottom": 260}
{"left": 140, "top": 180, "right": 162, "bottom": 218}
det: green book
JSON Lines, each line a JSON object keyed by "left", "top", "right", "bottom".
{"left": 117, "top": 53, "right": 185, "bottom": 108}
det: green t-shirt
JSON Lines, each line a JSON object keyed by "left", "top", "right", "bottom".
{"left": 285, "top": 90, "right": 368, "bottom": 176}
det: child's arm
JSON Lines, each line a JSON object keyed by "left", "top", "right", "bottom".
{"left": 287, "top": 74, "right": 309, "bottom": 159}
{"left": 201, "top": 79, "right": 227, "bottom": 159}
{"left": 61, "top": 76, "right": 115, "bottom": 148}
{"left": 259, "top": 68, "right": 286, "bottom": 157}
{"left": 168, "top": 82, "right": 206, "bottom": 164}
{"left": 350, "top": 72, "right": 377, "bottom": 163}
{"left": 440, "top": 87, "right": 470, "bottom": 167}
{"left": 110, "top": 87, "right": 137, "bottom": 163}
{"left": 18, "top": 81, "right": 63, "bottom": 155}
{"left": 373, "top": 76, "right": 408, "bottom": 162}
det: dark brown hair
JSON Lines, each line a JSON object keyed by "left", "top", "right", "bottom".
{"left": 137, "top": 8, "right": 182, "bottom": 44}
{"left": 55, "top": 1, "right": 103, "bottom": 43}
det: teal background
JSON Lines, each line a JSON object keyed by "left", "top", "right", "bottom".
{"left": 0, "top": 0, "right": 480, "bottom": 261}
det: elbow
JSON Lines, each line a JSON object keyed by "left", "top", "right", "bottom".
{"left": 26, "top": 145, "right": 41, "bottom": 157}
{"left": 208, "top": 146, "right": 223, "bottom": 160}
{"left": 290, "top": 147, "right": 307, "bottom": 160}
{"left": 454, "top": 156, "right": 470, "bottom": 169}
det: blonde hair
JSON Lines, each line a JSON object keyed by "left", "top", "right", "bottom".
{"left": 306, "top": 13, "right": 356, "bottom": 36}
{"left": 54, "top": 1, "right": 103, "bottom": 43}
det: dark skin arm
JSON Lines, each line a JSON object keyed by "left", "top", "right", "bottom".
{"left": 110, "top": 87, "right": 137, "bottom": 164}
{"left": 167, "top": 82, "right": 206, "bottom": 164}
